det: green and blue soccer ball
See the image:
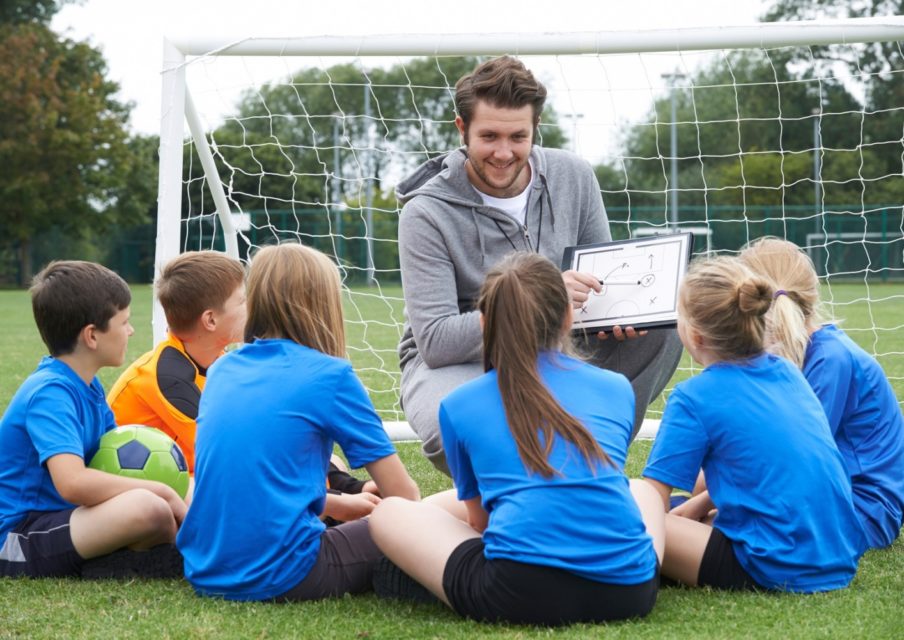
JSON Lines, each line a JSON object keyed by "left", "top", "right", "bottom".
{"left": 89, "top": 425, "right": 190, "bottom": 499}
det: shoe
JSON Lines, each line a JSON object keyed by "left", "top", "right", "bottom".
{"left": 371, "top": 555, "right": 439, "bottom": 604}
{"left": 80, "top": 544, "right": 184, "bottom": 579}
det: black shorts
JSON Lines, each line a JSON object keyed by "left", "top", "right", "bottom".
{"left": 442, "top": 538, "right": 658, "bottom": 626}
{"left": 276, "top": 519, "right": 382, "bottom": 602}
{"left": 0, "top": 510, "right": 83, "bottom": 578}
{"left": 697, "top": 528, "right": 764, "bottom": 591}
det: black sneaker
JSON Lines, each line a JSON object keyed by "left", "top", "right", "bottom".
{"left": 371, "top": 555, "right": 439, "bottom": 605}
{"left": 80, "top": 544, "right": 184, "bottom": 580}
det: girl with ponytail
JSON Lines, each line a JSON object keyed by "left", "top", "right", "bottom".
{"left": 740, "top": 237, "right": 903, "bottom": 550}
{"left": 370, "top": 252, "right": 664, "bottom": 626}
{"left": 643, "top": 256, "right": 865, "bottom": 593}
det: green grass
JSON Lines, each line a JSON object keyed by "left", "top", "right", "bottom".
{"left": 1, "top": 284, "right": 903, "bottom": 638}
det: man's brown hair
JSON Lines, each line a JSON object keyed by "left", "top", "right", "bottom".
{"left": 156, "top": 251, "right": 245, "bottom": 334}
{"left": 31, "top": 261, "right": 131, "bottom": 357}
{"left": 455, "top": 55, "right": 547, "bottom": 136}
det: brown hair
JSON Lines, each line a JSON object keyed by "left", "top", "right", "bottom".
{"left": 156, "top": 251, "right": 246, "bottom": 334}
{"left": 245, "top": 243, "right": 345, "bottom": 357}
{"left": 478, "top": 252, "right": 612, "bottom": 477}
{"left": 679, "top": 256, "right": 774, "bottom": 362}
{"left": 455, "top": 56, "right": 547, "bottom": 135}
{"left": 739, "top": 237, "right": 825, "bottom": 368}
{"left": 30, "top": 261, "right": 131, "bottom": 357}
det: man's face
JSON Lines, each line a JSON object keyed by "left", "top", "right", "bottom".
{"left": 457, "top": 100, "right": 535, "bottom": 198}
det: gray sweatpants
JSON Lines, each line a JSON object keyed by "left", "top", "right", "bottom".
{"left": 400, "top": 327, "right": 684, "bottom": 476}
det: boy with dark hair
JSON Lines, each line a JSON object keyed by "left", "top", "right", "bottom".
{"left": 0, "top": 261, "right": 186, "bottom": 579}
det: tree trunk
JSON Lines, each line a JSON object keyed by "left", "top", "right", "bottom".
{"left": 17, "top": 239, "right": 32, "bottom": 287}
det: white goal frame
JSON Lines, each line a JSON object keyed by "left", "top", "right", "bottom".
{"left": 157, "top": 17, "right": 904, "bottom": 437}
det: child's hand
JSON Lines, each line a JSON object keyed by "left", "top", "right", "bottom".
{"left": 361, "top": 480, "right": 381, "bottom": 496}
{"left": 670, "top": 490, "right": 713, "bottom": 522}
{"left": 322, "top": 492, "right": 381, "bottom": 522}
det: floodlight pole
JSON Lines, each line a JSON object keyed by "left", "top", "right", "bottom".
{"left": 332, "top": 114, "right": 343, "bottom": 265}
{"left": 812, "top": 107, "right": 823, "bottom": 235}
{"left": 662, "top": 71, "right": 686, "bottom": 231}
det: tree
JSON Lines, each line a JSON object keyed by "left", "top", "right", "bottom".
{"left": 764, "top": 1, "right": 904, "bottom": 205}
{"left": 0, "top": 0, "right": 70, "bottom": 25}
{"left": 181, "top": 56, "right": 566, "bottom": 272}
{"left": 595, "top": 46, "right": 870, "bottom": 244}
{"left": 0, "top": 21, "right": 142, "bottom": 284}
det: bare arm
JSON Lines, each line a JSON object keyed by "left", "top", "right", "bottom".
{"left": 463, "top": 496, "right": 488, "bottom": 533}
{"left": 321, "top": 492, "right": 381, "bottom": 522}
{"left": 670, "top": 490, "right": 715, "bottom": 522}
{"left": 365, "top": 454, "right": 420, "bottom": 501}
{"left": 46, "top": 453, "right": 187, "bottom": 524}
{"left": 643, "top": 477, "right": 672, "bottom": 512}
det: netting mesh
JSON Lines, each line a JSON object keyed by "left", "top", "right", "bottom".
{"left": 171, "top": 42, "right": 904, "bottom": 419}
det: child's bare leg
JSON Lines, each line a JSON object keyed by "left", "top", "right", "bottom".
{"left": 70, "top": 489, "right": 177, "bottom": 559}
{"left": 423, "top": 489, "right": 468, "bottom": 521}
{"left": 629, "top": 479, "right": 665, "bottom": 565}
{"left": 661, "top": 513, "right": 713, "bottom": 586}
{"left": 370, "top": 496, "right": 480, "bottom": 607}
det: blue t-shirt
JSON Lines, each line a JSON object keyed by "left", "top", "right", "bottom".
{"left": 0, "top": 357, "right": 115, "bottom": 539}
{"left": 440, "top": 351, "right": 658, "bottom": 585}
{"left": 176, "top": 339, "right": 397, "bottom": 601}
{"left": 804, "top": 324, "right": 904, "bottom": 549}
{"left": 644, "top": 353, "right": 865, "bottom": 593}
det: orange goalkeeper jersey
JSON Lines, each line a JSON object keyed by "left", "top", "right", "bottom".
{"left": 107, "top": 334, "right": 213, "bottom": 473}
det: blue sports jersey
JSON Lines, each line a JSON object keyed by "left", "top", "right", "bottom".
{"left": 804, "top": 324, "right": 904, "bottom": 549}
{"left": 176, "top": 339, "right": 397, "bottom": 601}
{"left": 440, "top": 351, "right": 658, "bottom": 585}
{"left": 644, "top": 353, "right": 865, "bottom": 592}
{"left": 0, "top": 357, "right": 115, "bottom": 539}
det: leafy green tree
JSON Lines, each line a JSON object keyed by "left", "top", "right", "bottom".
{"left": 0, "top": 22, "right": 142, "bottom": 283}
{"left": 182, "top": 56, "right": 566, "bottom": 272}
{"left": 764, "top": 0, "right": 904, "bottom": 205}
{"left": 0, "top": 0, "right": 71, "bottom": 25}
{"left": 596, "top": 48, "right": 868, "bottom": 231}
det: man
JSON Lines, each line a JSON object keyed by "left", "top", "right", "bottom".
{"left": 397, "top": 56, "right": 683, "bottom": 474}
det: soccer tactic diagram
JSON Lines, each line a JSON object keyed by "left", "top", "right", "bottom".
{"left": 157, "top": 17, "right": 904, "bottom": 424}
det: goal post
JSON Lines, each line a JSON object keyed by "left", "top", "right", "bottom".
{"left": 157, "top": 16, "right": 904, "bottom": 426}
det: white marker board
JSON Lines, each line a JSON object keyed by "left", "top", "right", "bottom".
{"left": 563, "top": 232, "right": 693, "bottom": 331}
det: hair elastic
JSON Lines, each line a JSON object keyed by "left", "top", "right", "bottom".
{"left": 773, "top": 289, "right": 788, "bottom": 299}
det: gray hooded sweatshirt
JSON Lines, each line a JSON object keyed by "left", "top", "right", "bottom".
{"left": 397, "top": 145, "right": 610, "bottom": 372}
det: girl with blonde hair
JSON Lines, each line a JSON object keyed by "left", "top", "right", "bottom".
{"left": 370, "top": 252, "right": 664, "bottom": 626}
{"left": 643, "top": 255, "right": 865, "bottom": 592}
{"left": 740, "top": 237, "right": 903, "bottom": 549}
{"left": 177, "top": 243, "right": 419, "bottom": 601}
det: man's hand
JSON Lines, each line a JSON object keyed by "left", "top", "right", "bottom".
{"left": 597, "top": 325, "right": 647, "bottom": 341}
{"left": 562, "top": 269, "right": 600, "bottom": 310}
{"left": 322, "top": 492, "right": 382, "bottom": 522}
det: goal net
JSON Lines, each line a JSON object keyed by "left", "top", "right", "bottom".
{"left": 158, "top": 17, "right": 904, "bottom": 427}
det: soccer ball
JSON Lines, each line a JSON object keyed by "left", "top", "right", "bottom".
{"left": 89, "top": 425, "right": 190, "bottom": 499}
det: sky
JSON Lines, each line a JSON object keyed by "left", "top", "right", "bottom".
{"left": 52, "top": 0, "right": 772, "bottom": 162}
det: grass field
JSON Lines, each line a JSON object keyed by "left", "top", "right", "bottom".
{"left": 1, "top": 284, "right": 902, "bottom": 639}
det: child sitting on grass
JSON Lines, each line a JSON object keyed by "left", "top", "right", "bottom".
{"left": 643, "top": 255, "right": 865, "bottom": 592}
{"left": 740, "top": 237, "right": 903, "bottom": 549}
{"left": 108, "top": 250, "right": 378, "bottom": 516}
{"left": 177, "top": 243, "right": 419, "bottom": 601}
{"left": 0, "top": 261, "right": 185, "bottom": 579}
{"left": 369, "top": 253, "right": 664, "bottom": 626}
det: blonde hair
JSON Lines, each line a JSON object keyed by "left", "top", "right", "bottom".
{"left": 680, "top": 256, "right": 774, "bottom": 362}
{"left": 245, "top": 243, "right": 345, "bottom": 358}
{"left": 479, "top": 252, "right": 611, "bottom": 477}
{"left": 739, "top": 237, "right": 824, "bottom": 368}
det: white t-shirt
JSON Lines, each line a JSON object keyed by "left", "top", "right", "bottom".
{"left": 473, "top": 159, "right": 535, "bottom": 226}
